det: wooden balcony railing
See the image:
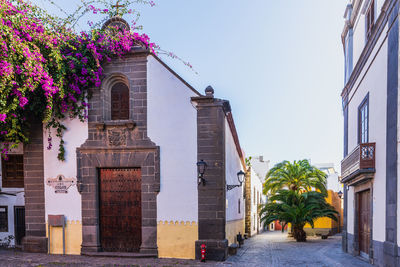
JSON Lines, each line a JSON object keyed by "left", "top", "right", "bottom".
{"left": 341, "top": 143, "right": 376, "bottom": 180}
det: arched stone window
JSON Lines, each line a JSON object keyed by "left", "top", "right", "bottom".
{"left": 111, "top": 82, "right": 129, "bottom": 120}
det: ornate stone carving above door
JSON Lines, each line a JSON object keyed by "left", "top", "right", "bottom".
{"left": 107, "top": 129, "right": 127, "bottom": 147}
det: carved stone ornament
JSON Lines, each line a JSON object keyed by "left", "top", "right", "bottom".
{"left": 46, "top": 175, "right": 77, "bottom": 194}
{"left": 107, "top": 128, "right": 127, "bottom": 146}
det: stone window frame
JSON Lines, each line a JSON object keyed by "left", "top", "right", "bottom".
{"left": 100, "top": 73, "right": 132, "bottom": 122}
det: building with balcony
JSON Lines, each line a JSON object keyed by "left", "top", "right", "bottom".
{"left": 341, "top": 0, "right": 400, "bottom": 266}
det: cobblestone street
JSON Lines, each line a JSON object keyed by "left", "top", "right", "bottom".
{"left": 226, "top": 231, "right": 372, "bottom": 267}
{"left": 0, "top": 232, "right": 372, "bottom": 267}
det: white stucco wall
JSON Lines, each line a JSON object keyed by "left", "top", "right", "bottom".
{"left": 43, "top": 118, "right": 88, "bottom": 222}
{"left": 147, "top": 55, "right": 198, "bottom": 223}
{"left": 249, "top": 167, "right": 263, "bottom": 235}
{"left": 225, "top": 119, "right": 245, "bottom": 222}
{"left": 346, "top": 20, "right": 388, "bottom": 242}
{"left": 351, "top": 0, "right": 385, "bottom": 67}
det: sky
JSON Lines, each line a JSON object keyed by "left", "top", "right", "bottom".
{"left": 34, "top": 0, "right": 348, "bottom": 170}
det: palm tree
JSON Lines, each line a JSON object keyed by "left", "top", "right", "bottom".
{"left": 263, "top": 160, "right": 327, "bottom": 196}
{"left": 259, "top": 189, "right": 338, "bottom": 242}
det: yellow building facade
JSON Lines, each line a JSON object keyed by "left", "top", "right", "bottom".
{"left": 304, "top": 190, "right": 343, "bottom": 235}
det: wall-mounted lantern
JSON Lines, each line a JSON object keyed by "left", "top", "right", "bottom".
{"left": 227, "top": 170, "right": 246, "bottom": 191}
{"left": 338, "top": 190, "right": 343, "bottom": 199}
{"left": 197, "top": 160, "right": 207, "bottom": 186}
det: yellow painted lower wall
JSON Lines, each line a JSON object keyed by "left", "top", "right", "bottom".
{"left": 46, "top": 220, "right": 82, "bottom": 255}
{"left": 226, "top": 219, "right": 245, "bottom": 245}
{"left": 157, "top": 221, "right": 198, "bottom": 259}
{"left": 304, "top": 190, "right": 343, "bottom": 235}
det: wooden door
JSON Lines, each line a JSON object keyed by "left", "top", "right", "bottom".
{"left": 99, "top": 168, "right": 141, "bottom": 252}
{"left": 358, "top": 190, "right": 371, "bottom": 257}
{"left": 14, "top": 206, "right": 25, "bottom": 246}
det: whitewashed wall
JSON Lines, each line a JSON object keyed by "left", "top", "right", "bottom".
{"left": 249, "top": 167, "right": 263, "bottom": 235}
{"left": 147, "top": 56, "right": 198, "bottom": 223}
{"left": 352, "top": 0, "right": 385, "bottom": 66}
{"left": 225, "top": 119, "right": 244, "bottom": 222}
{"left": 43, "top": 119, "right": 88, "bottom": 222}
{"left": 250, "top": 157, "right": 269, "bottom": 205}
{"left": 346, "top": 20, "right": 388, "bottom": 242}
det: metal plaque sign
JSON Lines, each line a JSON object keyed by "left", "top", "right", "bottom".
{"left": 46, "top": 175, "right": 77, "bottom": 194}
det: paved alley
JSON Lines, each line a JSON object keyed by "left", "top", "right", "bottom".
{"left": 226, "top": 231, "right": 372, "bottom": 267}
{"left": 0, "top": 231, "right": 372, "bottom": 267}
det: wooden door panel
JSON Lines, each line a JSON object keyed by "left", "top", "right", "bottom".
{"left": 99, "top": 168, "right": 141, "bottom": 252}
{"left": 358, "top": 190, "right": 371, "bottom": 256}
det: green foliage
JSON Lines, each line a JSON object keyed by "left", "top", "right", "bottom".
{"left": 264, "top": 159, "right": 328, "bottom": 196}
{"left": 259, "top": 189, "right": 338, "bottom": 241}
{"left": 245, "top": 156, "right": 252, "bottom": 167}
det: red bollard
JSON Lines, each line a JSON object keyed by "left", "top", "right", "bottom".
{"left": 201, "top": 244, "right": 206, "bottom": 262}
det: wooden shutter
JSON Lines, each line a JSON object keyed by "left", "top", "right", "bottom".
{"left": 2, "top": 155, "right": 24, "bottom": 188}
{"left": 111, "top": 83, "right": 129, "bottom": 120}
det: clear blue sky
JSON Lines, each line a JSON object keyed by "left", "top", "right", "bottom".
{"left": 34, "top": 0, "right": 348, "bottom": 170}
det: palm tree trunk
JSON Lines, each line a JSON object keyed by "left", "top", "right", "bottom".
{"left": 292, "top": 224, "right": 306, "bottom": 242}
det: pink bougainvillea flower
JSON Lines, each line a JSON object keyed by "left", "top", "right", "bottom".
{"left": 0, "top": 114, "right": 6, "bottom": 123}
{"left": 19, "top": 97, "right": 28, "bottom": 107}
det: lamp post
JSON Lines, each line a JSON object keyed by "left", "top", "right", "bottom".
{"left": 227, "top": 170, "right": 246, "bottom": 191}
{"left": 197, "top": 160, "right": 207, "bottom": 186}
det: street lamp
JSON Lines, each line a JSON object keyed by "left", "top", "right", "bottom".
{"left": 227, "top": 170, "right": 246, "bottom": 191}
{"left": 197, "top": 160, "right": 207, "bottom": 186}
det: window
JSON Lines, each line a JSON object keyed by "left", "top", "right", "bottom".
{"left": 366, "top": 0, "right": 375, "bottom": 40}
{"left": 0, "top": 206, "right": 8, "bottom": 232}
{"left": 2, "top": 155, "right": 24, "bottom": 188}
{"left": 238, "top": 198, "right": 241, "bottom": 214}
{"left": 111, "top": 82, "right": 129, "bottom": 120}
{"left": 358, "top": 94, "right": 369, "bottom": 144}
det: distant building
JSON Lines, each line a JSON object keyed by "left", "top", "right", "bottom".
{"left": 244, "top": 156, "right": 269, "bottom": 236}
{"left": 314, "top": 163, "right": 342, "bottom": 193}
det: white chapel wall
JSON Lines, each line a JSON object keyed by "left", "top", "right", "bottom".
{"left": 346, "top": 20, "right": 388, "bottom": 242}
{"left": 43, "top": 118, "right": 88, "bottom": 222}
{"left": 147, "top": 55, "right": 198, "bottom": 223}
{"left": 225, "top": 118, "right": 245, "bottom": 222}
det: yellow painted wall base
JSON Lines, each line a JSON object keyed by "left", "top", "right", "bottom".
{"left": 157, "top": 221, "right": 198, "bottom": 259}
{"left": 226, "top": 219, "right": 245, "bottom": 245}
{"left": 46, "top": 220, "right": 82, "bottom": 255}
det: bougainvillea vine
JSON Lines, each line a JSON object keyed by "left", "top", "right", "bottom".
{"left": 0, "top": 0, "right": 165, "bottom": 160}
